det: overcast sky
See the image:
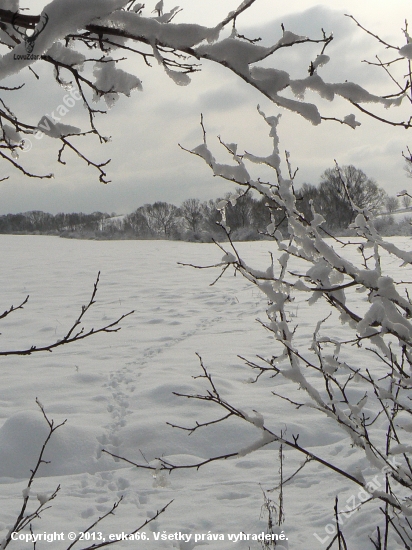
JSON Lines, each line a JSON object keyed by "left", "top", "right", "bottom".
{"left": 0, "top": 0, "right": 411, "bottom": 214}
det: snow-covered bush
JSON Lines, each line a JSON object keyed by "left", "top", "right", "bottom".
{"left": 188, "top": 110, "right": 412, "bottom": 548}
{"left": 108, "top": 102, "right": 412, "bottom": 546}
{"left": 84, "top": 4, "right": 412, "bottom": 547}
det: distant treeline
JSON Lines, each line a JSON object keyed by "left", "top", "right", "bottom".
{"left": 0, "top": 211, "right": 109, "bottom": 234}
{"left": 0, "top": 165, "right": 406, "bottom": 240}
{"left": 0, "top": 196, "right": 273, "bottom": 241}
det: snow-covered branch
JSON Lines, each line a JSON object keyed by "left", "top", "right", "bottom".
{"left": 151, "top": 102, "right": 412, "bottom": 545}
{"left": 0, "top": 1, "right": 410, "bottom": 180}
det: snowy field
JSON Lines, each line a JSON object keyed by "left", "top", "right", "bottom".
{"left": 1, "top": 235, "right": 412, "bottom": 549}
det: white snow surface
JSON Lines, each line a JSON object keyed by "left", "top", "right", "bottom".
{"left": 1, "top": 235, "right": 412, "bottom": 549}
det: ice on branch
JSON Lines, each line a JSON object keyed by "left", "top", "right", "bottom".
{"left": 164, "top": 67, "right": 191, "bottom": 86}
{"left": 154, "top": 6, "right": 181, "bottom": 24}
{"left": 358, "top": 299, "right": 412, "bottom": 341}
{"left": 249, "top": 67, "right": 290, "bottom": 94}
{"left": 196, "top": 38, "right": 272, "bottom": 75}
{"left": 37, "top": 493, "right": 50, "bottom": 505}
{"left": 276, "top": 30, "right": 308, "bottom": 46}
{"left": 221, "top": 252, "right": 236, "bottom": 263}
{"left": 243, "top": 107, "right": 282, "bottom": 170}
{"left": 312, "top": 54, "right": 330, "bottom": 69}
{"left": 191, "top": 143, "right": 250, "bottom": 183}
{"left": 243, "top": 410, "right": 265, "bottom": 428}
{"left": 389, "top": 444, "right": 412, "bottom": 455}
{"left": 237, "top": 431, "right": 276, "bottom": 458}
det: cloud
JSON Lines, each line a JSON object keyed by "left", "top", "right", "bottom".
{"left": 197, "top": 85, "right": 253, "bottom": 113}
{"left": 243, "top": 5, "right": 388, "bottom": 86}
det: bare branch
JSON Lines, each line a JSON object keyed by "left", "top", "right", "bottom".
{"left": 0, "top": 294, "right": 29, "bottom": 320}
{"left": 0, "top": 272, "right": 134, "bottom": 356}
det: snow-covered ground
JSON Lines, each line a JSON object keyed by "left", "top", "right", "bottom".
{"left": 376, "top": 209, "right": 412, "bottom": 222}
{"left": 1, "top": 235, "right": 412, "bottom": 549}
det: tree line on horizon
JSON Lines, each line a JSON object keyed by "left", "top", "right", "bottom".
{"left": 0, "top": 165, "right": 408, "bottom": 240}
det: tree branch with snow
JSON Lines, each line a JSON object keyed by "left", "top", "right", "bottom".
{"left": 0, "top": 1, "right": 410, "bottom": 181}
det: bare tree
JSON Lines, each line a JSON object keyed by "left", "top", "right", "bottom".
{"left": 180, "top": 198, "right": 204, "bottom": 233}
{"left": 0, "top": 274, "right": 173, "bottom": 547}
{"left": 385, "top": 195, "right": 399, "bottom": 213}
{"left": 225, "top": 190, "right": 255, "bottom": 231}
{"left": 318, "top": 165, "right": 387, "bottom": 227}
{"left": 124, "top": 207, "right": 152, "bottom": 237}
{"left": 1, "top": 401, "right": 171, "bottom": 550}
{"left": 398, "top": 190, "right": 412, "bottom": 209}
{"left": 403, "top": 195, "right": 411, "bottom": 208}
{"left": 144, "top": 201, "right": 180, "bottom": 238}
{"left": 0, "top": 272, "right": 133, "bottom": 356}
